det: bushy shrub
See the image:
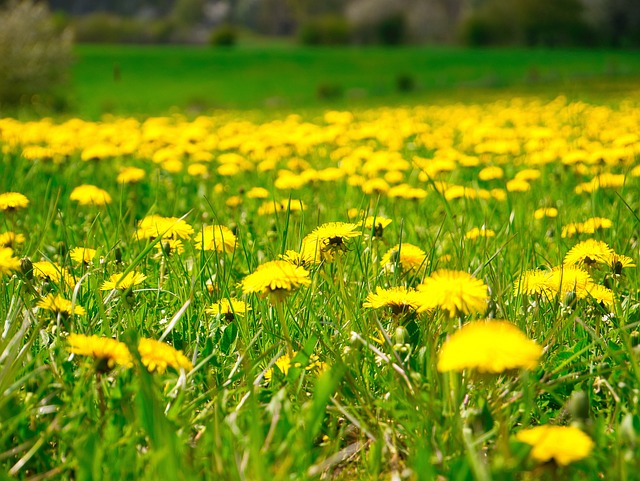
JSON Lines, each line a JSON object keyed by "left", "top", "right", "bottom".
{"left": 299, "top": 15, "right": 350, "bottom": 46}
{"left": 209, "top": 24, "right": 237, "bottom": 47}
{"left": 459, "top": 0, "right": 593, "bottom": 47}
{"left": 0, "top": 0, "right": 73, "bottom": 109}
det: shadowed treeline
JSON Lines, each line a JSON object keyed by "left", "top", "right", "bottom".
{"left": 40, "top": 0, "right": 640, "bottom": 47}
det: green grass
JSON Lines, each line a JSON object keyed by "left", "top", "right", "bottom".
{"left": 70, "top": 45, "right": 640, "bottom": 118}
{"left": 2, "top": 96, "right": 640, "bottom": 480}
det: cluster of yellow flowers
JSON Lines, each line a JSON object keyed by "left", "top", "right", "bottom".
{"left": 3, "top": 97, "right": 639, "bottom": 470}
{"left": 0, "top": 98, "right": 637, "bottom": 214}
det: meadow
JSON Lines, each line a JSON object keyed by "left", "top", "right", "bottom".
{"left": 2, "top": 46, "right": 640, "bottom": 481}
{"left": 70, "top": 45, "right": 640, "bottom": 117}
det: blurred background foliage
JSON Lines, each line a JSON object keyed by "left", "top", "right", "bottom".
{"left": 5, "top": 0, "right": 638, "bottom": 48}
{"left": 0, "top": 1, "right": 73, "bottom": 110}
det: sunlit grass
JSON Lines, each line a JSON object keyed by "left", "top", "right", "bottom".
{"left": 1, "top": 96, "right": 640, "bottom": 480}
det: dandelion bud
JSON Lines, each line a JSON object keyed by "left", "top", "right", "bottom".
{"left": 563, "top": 290, "right": 577, "bottom": 309}
{"left": 620, "top": 413, "right": 639, "bottom": 445}
{"left": 57, "top": 241, "right": 67, "bottom": 257}
{"left": 20, "top": 256, "right": 33, "bottom": 279}
{"left": 567, "top": 390, "right": 589, "bottom": 423}
{"left": 394, "top": 326, "right": 408, "bottom": 346}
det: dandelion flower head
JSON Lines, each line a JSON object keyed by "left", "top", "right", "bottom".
{"left": 37, "top": 294, "right": 86, "bottom": 316}
{"left": 0, "top": 232, "right": 25, "bottom": 248}
{"left": 0, "top": 192, "right": 29, "bottom": 212}
{"left": 564, "top": 239, "right": 613, "bottom": 267}
{"left": 138, "top": 338, "right": 193, "bottom": 374}
{"left": 437, "top": 320, "right": 542, "bottom": 373}
{"left": 417, "top": 270, "right": 489, "bottom": 317}
{"left": 381, "top": 243, "right": 428, "bottom": 273}
{"left": 241, "top": 260, "right": 311, "bottom": 300}
{"left": 516, "top": 425, "right": 594, "bottom": 466}
{"left": 70, "top": 185, "right": 112, "bottom": 206}
{"left": 194, "top": 225, "right": 236, "bottom": 253}
{"left": 101, "top": 271, "right": 147, "bottom": 291}
{"left": 67, "top": 333, "right": 133, "bottom": 369}
{"left": 0, "top": 247, "right": 21, "bottom": 275}
{"left": 135, "top": 215, "right": 194, "bottom": 240}
{"left": 302, "top": 222, "right": 361, "bottom": 261}
{"left": 363, "top": 286, "right": 422, "bottom": 314}
{"left": 206, "top": 297, "right": 251, "bottom": 320}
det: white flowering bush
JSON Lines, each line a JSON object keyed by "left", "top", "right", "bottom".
{"left": 0, "top": 0, "right": 73, "bottom": 109}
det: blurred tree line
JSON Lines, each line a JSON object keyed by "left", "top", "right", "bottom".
{"left": 28, "top": 0, "right": 640, "bottom": 47}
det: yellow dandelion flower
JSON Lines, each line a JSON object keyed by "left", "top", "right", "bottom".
{"left": 67, "top": 333, "right": 133, "bottom": 369}
{"left": 437, "top": 320, "right": 542, "bottom": 373}
{"left": 100, "top": 271, "right": 147, "bottom": 291}
{"left": 134, "top": 215, "right": 194, "bottom": 240}
{"left": 0, "top": 192, "right": 29, "bottom": 212}
{"left": 257, "top": 199, "right": 305, "bottom": 215}
{"left": 70, "top": 185, "right": 112, "bottom": 206}
{"left": 187, "top": 163, "right": 208, "bottom": 177}
{"left": 264, "top": 352, "right": 295, "bottom": 383}
{"left": 606, "top": 252, "right": 636, "bottom": 273}
{"left": 514, "top": 169, "right": 541, "bottom": 181}
{"left": 506, "top": 179, "right": 531, "bottom": 192}
{"left": 381, "top": 243, "right": 428, "bottom": 273}
{"left": 155, "top": 239, "right": 185, "bottom": 256}
{"left": 0, "top": 247, "right": 21, "bottom": 275}
{"left": 361, "top": 215, "right": 392, "bottom": 237}
{"left": 579, "top": 217, "right": 612, "bottom": 234}
{"left": 444, "top": 185, "right": 477, "bottom": 200}
{"left": 0, "top": 232, "right": 25, "bottom": 248}
{"left": 582, "top": 283, "right": 615, "bottom": 306}
{"left": 546, "top": 265, "right": 593, "bottom": 297}
{"left": 226, "top": 195, "right": 243, "bottom": 208}
{"left": 241, "top": 260, "right": 311, "bottom": 300}
{"left": 491, "top": 188, "right": 507, "bottom": 201}
{"left": 264, "top": 351, "right": 323, "bottom": 383}
{"left": 32, "top": 261, "right": 76, "bottom": 287}
{"left": 361, "top": 178, "right": 390, "bottom": 195}
{"left": 564, "top": 239, "right": 613, "bottom": 267}
{"left": 70, "top": 247, "right": 98, "bottom": 264}
{"left": 162, "top": 159, "right": 183, "bottom": 173}
{"left": 561, "top": 217, "right": 612, "bottom": 238}
{"left": 117, "top": 167, "right": 146, "bottom": 184}
{"left": 363, "top": 286, "right": 421, "bottom": 314}
{"left": 280, "top": 245, "right": 320, "bottom": 267}
{"left": 37, "top": 294, "right": 86, "bottom": 316}
{"left": 246, "top": 187, "right": 270, "bottom": 199}
{"left": 302, "top": 222, "right": 361, "bottom": 262}
{"left": 516, "top": 425, "right": 594, "bottom": 466}
{"left": 138, "top": 338, "right": 193, "bottom": 374}
{"left": 417, "top": 270, "right": 489, "bottom": 317}
{"left": 533, "top": 207, "right": 558, "bottom": 219}
{"left": 465, "top": 227, "right": 496, "bottom": 240}
{"left": 514, "top": 269, "right": 553, "bottom": 296}
{"left": 478, "top": 166, "right": 504, "bottom": 180}
{"left": 206, "top": 298, "right": 251, "bottom": 320}
{"left": 194, "top": 225, "right": 236, "bottom": 253}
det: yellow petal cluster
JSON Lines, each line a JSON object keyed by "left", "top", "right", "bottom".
{"left": 437, "top": 321, "right": 542, "bottom": 373}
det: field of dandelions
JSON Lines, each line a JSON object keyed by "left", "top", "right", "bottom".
{"left": 2, "top": 97, "right": 640, "bottom": 480}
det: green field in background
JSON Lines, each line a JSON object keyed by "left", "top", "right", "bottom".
{"left": 71, "top": 45, "right": 640, "bottom": 118}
